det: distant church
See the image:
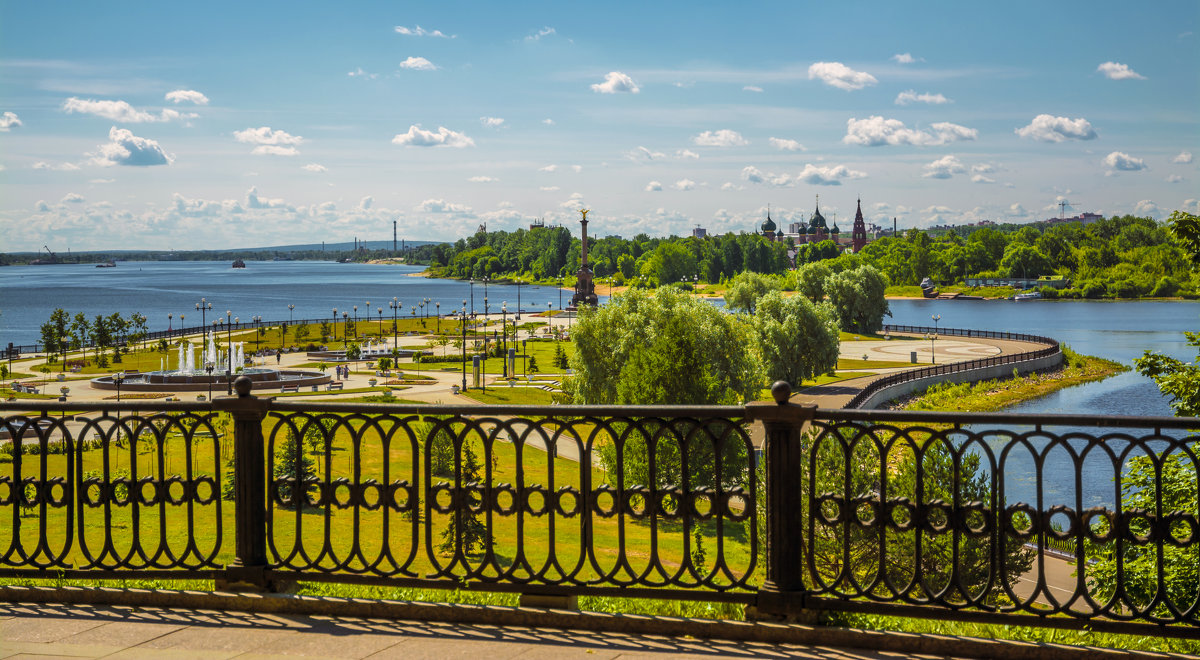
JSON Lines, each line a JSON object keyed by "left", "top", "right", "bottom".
{"left": 760, "top": 197, "right": 869, "bottom": 254}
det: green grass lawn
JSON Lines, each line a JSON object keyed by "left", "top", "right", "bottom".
{"left": 461, "top": 386, "right": 558, "bottom": 405}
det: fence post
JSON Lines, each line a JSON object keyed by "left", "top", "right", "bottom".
{"left": 214, "top": 376, "right": 272, "bottom": 591}
{"left": 746, "top": 381, "right": 816, "bottom": 620}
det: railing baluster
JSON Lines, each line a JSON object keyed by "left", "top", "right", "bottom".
{"left": 214, "top": 376, "right": 272, "bottom": 591}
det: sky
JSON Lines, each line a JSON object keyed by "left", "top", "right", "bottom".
{"left": 1, "top": 1, "right": 1198, "bottom": 252}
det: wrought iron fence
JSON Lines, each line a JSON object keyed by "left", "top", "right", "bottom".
{"left": 1, "top": 381, "right": 1197, "bottom": 638}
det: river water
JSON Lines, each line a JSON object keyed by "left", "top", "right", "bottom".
{"left": 3, "top": 262, "right": 1196, "bottom": 506}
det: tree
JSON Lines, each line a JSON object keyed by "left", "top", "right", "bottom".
{"left": 753, "top": 291, "right": 840, "bottom": 387}
{"left": 795, "top": 261, "right": 832, "bottom": 302}
{"left": 527, "top": 355, "right": 539, "bottom": 373}
{"left": 70, "top": 313, "right": 90, "bottom": 365}
{"left": 1167, "top": 210, "right": 1200, "bottom": 267}
{"left": 825, "top": 265, "right": 890, "bottom": 333}
{"left": 272, "top": 429, "right": 317, "bottom": 509}
{"left": 724, "top": 271, "right": 779, "bottom": 313}
{"left": 40, "top": 309, "right": 70, "bottom": 371}
{"left": 438, "top": 438, "right": 489, "bottom": 556}
{"left": 567, "top": 287, "right": 763, "bottom": 406}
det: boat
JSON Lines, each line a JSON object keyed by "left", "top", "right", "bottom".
{"left": 1014, "top": 291, "right": 1042, "bottom": 301}
{"left": 95, "top": 260, "right": 116, "bottom": 268}
{"left": 919, "top": 277, "right": 939, "bottom": 298}
{"left": 232, "top": 259, "right": 246, "bottom": 268}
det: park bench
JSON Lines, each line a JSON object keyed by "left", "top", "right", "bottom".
{"left": 280, "top": 385, "right": 299, "bottom": 394}
{"left": 326, "top": 382, "right": 344, "bottom": 391}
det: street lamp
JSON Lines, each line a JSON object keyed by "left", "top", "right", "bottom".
{"left": 390, "top": 298, "right": 399, "bottom": 349}
{"left": 342, "top": 312, "right": 349, "bottom": 344}
{"left": 168, "top": 313, "right": 173, "bottom": 338}
{"left": 377, "top": 307, "right": 383, "bottom": 340}
{"left": 469, "top": 279, "right": 475, "bottom": 317}
{"left": 252, "top": 315, "right": 263, "bottom": 355}
{"left": 436, "top": 302, "right": 441, "bottom": 333}
{"left": 460, "top": 301, "right": 468, "bottom": 392}
{"left": 196, "top": 297, "right": 212, "bottom": 350}
{"left": 501, "top": 302, "right": 508, "bottom": 378}
{"left": 481, "top": 296, "right": 489, "bottom": 391}
{"left": 419, "top": 300, "right": 425, "bottom": 328}
{"left": 515, "top": 278, "right": 523, "bottom": 321}
{"left": 226, "top": 313, "right": 235, "bottom": 395}
{"left": 927, "top": 332, "right": 938, "bottom": 365}
{"left": 288, "top": 304, "right": 295, "bottom": 325}
{"left": 205, "top": 363, "right": 214, "bottom": 401}
{"left": 931, "top": 314, "right": 941, "bottom": 335}
{"left": 353, "top": 305, "right": 358, "bottom": 338}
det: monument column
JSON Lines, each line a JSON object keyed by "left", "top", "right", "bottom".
{"left": 571, "top": 209, "right": 598, "bottom": 307}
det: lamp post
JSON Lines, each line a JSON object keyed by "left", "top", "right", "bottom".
{"left": 352, "top": 306, "right": 358, "bottom": 339}
{"left": 226, "top": 312, "right": 235, "bottom": 394}
{"left": 461, "top": 301, "right": 468, "bottom": 392}
{"left": 501, "top": 302, "right": 508, "bottom": 378}
{"left": 168, "top": 313, "right": 173, "bottom": 339}
{"left": 481, "top": 296, "right": 489, "bottom": 391}
{"left": 419, "top": 300, "right": 425, "bottom": 328}
{"left": 331, "top": 308, "right": 337, "bottom": 343}
{"left": 390, "top": 299, "right": 399, "bottom": 349}
{"left": 436, "top": 302, "right": 441, "bottom": 333}
{"left": 205, "top": 363, "right": 214, "bottom": 401}
{"left": 377, "top": 307, "right": 383, "bottom": 340}
{"left": 931, "top": 314, "right": 941, "bottom": 335}
{"left": 927, "top": 332, "right": 938, "bottom": 365}
{"left": 195, "top": 297, "right": 212, "bottom": 351}
{"left": 516, "top": 278, "right": 523, "bottom": 321}
{"left": 342, "top": 312, "right": 349, "bottom": 344}
{"left": 252, "top": 315, "right": 262, "bottom": 355}
{"left": 522, "top": 338, "right": 528, "bottom": 377}
{"left": 288, "top": 304, "right": 295, "bottom": 325}
{"left": 469, "top": 279, "right": 475, "bottom": 317}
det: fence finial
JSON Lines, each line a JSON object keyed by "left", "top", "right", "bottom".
{"left": 770, "top": 381, "right": 791, "bottom": 405}
{"left": 234, "top": 376, "right": 253, "bottom": 398}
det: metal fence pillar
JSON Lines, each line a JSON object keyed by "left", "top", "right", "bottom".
{"left": 214, "top": 376, "right": 272, "bottom": 591}
{"left": 746, "top": 381, "right": 816, "bottom": 620}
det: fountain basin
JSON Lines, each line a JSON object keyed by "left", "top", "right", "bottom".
{"left": 90, "top": 368, "right": 331, "bottom": 392}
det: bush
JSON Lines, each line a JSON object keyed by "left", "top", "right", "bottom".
{"left": 1150, "top": 276, "right": 1181, "bottom": 298}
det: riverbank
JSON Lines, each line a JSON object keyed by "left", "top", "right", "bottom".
{"left": 892, "top": 348, "right": 1128, "bottom": 412}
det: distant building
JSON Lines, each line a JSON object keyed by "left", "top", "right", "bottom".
{"left": 692, "top": 225, "right": 707, "bottom": 238}
{"left": 851, "top": 199, "right": 867, "bottom": 253}
{"left": 530, "top": 218, "right": 546, "bottom": 231}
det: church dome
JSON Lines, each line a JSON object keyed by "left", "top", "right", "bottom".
{"left": 810, "top": 207, "right": 827, "bottom": 230}
{"left": 761, "top": 213, "right": 777, "bottom": 233}
{"left": 831, "top": 224, "right": 841, "bottom": 234}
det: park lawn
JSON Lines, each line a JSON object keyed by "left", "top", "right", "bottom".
{"left": 836, "top": 357, "right": 919, "bottom": 370}
{"left": 5, "top": 411, "right": 754, "bottom": 584}
{"left": 461, "top": 387, "right": 558, "bottom": 406}
{"left": 838, "top": 331, "right": 887, "bottom": 341}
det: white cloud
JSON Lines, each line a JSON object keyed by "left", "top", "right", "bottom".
{"left": 61, "top": 192, "right": 85, "bottom": 204}
{"left": 892, "top": 53, "right": 916, "bottom": 64}
{"left": 538, "top": 164, "right": 557, "bottom": 172}
{"left": 1167, "top": 174, "right": 1184, "bottom": 183}
{"left": 571, "top": 164, "right": 583, "bottom": 172}
{"left": 692, "top": 129, "right": 747, "bottom": 147}
{"left": 895, "top": 90, "right": 950, "bottom": 105}
{"left": 391, "top": 125, "right": 474, "bottom": 148}
{"left": 591, "top": 71, "right": 639, "bottom": 94}
{"left": 1134, "top": 200, "right": 1161, "bottom": 218}
{"left": 843, "top": 116, "right": 977, "bottom": 146}
{"left": 0, "top": 111, "right": 21, "bottom": 131}
{"left": 480, "top": 116, "right": 505, "bottom": 128}
{"left": 93, "top": 126, "right": 173, "bottom": 166}
{"left": 971, "top": 174, "right": 996, "bottom": 184}
{"left": 743, "top": 85, "right": 763, "bottom": 92}
{"left": 1097, "top": 61, "right": 1145, "bottom": 80}
{"left": 302, "top": 163, "right": 327, "bottom": 172}
{"left": 164, "top": 89, "right": 209, "bottom": 105}
{"left": 922, "top": 155, "right": 966, "bottom": 179}
{"left": 34, "top": 200, "right": 50, "bottom": 212}
{"left": 63, "top": 97, "right": 193, "bottom": 123}
{"left": 1015, "top": 114, "right": 1097, "bottom": 142}
{"left": 645, "top": 180, "right": 663, "bottom": 192}
{"left": 235, "top": 126, "right": 303, "bottom": 146}
{"left": 971, "top": 163, "right": 996, "bottom": 174}
{"left": 252, "top": 145, "right": 298, "bottom": 156}
{"left": 418, "top": 199, "right": 474, "bottom": 214}
{"left": 347, "top": 67, "right": 378, "bottom": 79}
{"left": 246, "top": 186, "right": 287, "bottom": 209}
{"left": 559, "top": 192, "right": 585, "bottom": 210}
{"left": 673, "top": 178, "right": 696, "bottom": 191}
{"left": 539, "top": 186, "right": 560, "bottom": 191}
{"left": 1183, "top": 199, "right": 1200, "bottom": 214}
{"left": 807, "top": 62, "right": 877, "bottom": 91}
{"left": 626, "top": 146, "right": 665, "bottom": 161}
{"left": 676, "top": 149, "right": 700, "bottom": 160}
{"left": 468, "top": 175, "right": 498, "bottom": 182}
{"left": 542, "top": 118, "right": 555, "bottom": 125}
{"left": 768, "top": 137, "right": 805, "bottom": 151}
{"left": 720, "top": 182, "right": 743, "bottom": 191}
{"left": 394, "top": 25, "right": 451, "bottom": 38}
{"left": 1008, "top": 203, "right": 1029, "bottom": 217}
{"left": 526, "top": 26, "right": 556, "bottom": 41}
{"left": 358, "top": 196, "right": 374, "bottom": 211}
{"left": 32, "top": 161, "right": 80, "bottom": 171}
{"left": 742, "top": 163, "right": 866, "bottom": 187}
{"left": 1173, "top": 151, "right": 1193, "bottom": 164}
{"left": 399, "top": 56, "right": 438, "bottom": 71}
{"left": 1103, "top": 151, "right": 1147, "bottom": 172}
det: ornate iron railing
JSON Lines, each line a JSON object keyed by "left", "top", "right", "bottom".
{"left": 1, "top": 381, "right": 1197, "bottom": 638}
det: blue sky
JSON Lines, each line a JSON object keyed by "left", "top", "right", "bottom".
{"left": 1, "top": 1, "right": 1197, "bottom": 251}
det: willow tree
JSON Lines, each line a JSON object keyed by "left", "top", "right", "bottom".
{"left": 753, "top": 290, "right": 840, "bottom": 387}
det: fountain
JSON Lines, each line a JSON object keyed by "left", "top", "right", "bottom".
{"left": 91, "top": 338, "right": 331, "bottom": 393}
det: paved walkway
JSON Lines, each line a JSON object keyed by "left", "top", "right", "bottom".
{"left": 0, "top": 602, "right": 928, "bottom": 660}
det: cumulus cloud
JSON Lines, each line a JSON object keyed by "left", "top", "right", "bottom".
{"left": 61, "top": 192, "right": 85, "bottom": 204}
{"left": 1173, "top": 151, "right": 1193, "bottom": 164}
{"left": 302, "top": 163, "right": 327, "bottom": 172}
{"left": 399, "top": 56, "right": 438, "bottom": 71}
{"left": 673, "top": 178, "right": 696, "bottom": 191}
{"left": 807, "top": 62, "right": 877, "bottom": 90}
{"left": 32, "top": 161, "right": 80, "bottom": 171}
{"left": 720, "top": 182, "right": 743, "bottom": 191}
{"left": 93, "top": 126, "right": 173, "bottom": 166}
{"left": 538, "top": 164, "right": 557, "bottom": 172}
{"left": 571, "top": 164, "right": 583, "bottom": 172}
{"left": 526, "top": 26, "right": 556, "bottom": 41}
{"left": 391, "top": 125, "right": 474, "bottom": 148}
{"left": 743, "top": 85, "right": 763, "bottom": 92}
{"left": 34, "top": 200, "right": 50, "bottom": 212}
{"left": 539, "top": 186, "right": 560, "bottom": 191}
{"left": 922, "top": 155, "right": 966, "bottom": 179}
{"left": 542, "top": 118, "right": 555, "bottom": 125}
{"left": 972, "top": 174, "right": 995, "bottom": 184}
{"left": 1134, "top": 200, "right": 1161, "bottom": 218}
{"left": 1015, "top": 114, "right": 1097, "bottom": 142}
{"left": 348, "top": 67, "right": 378, "bottom": 79}
{"left": 394, "top": 25, "right": 451, "bottom": 38}
{"left": 625, "top": 146, "right": 664, "bottom": 161}
{"left": 480, "top": 116, "right": 504, "bottom": 128}
{"left": 590, "top": 71, "right": 639, "bottom": 94}
{"left": 0, "top": 111, "right": 21, "bottom": 131}
{"left": 892, "top": 53, "right": 917, "bottom": 64}
{"left": 246, "top": 186, "right": 287, "bottom": 209}
{"left": 358, "top": 196, "right": 374, "bottom": 211}
{"left": 63, "top": 97, "right": 194, "bottom": 123}
{"left": 1167, "top": 174, "right": 1184, "bottom": 183}
{"left": 1097, "top": 61, "right": 1145, "bottom": 80}
{"left": 468, "top": 175, "right": 498, "bottom": 182}
{"left": 1103, "top": 151, "right": 1147, "bottom": 172}
{"left": 234, "top": 126, "right": 303, "bottom": 155}
{"left": 843, "top": 116, "right": 977, "bottom": 146}
{"left": 675, "top": 149, "right": 699, "bottom": 160}
{"left": 895, "top": 90, "right": 950, "bottom": 105}
{"left": 253, "top": 145, "right": 299, "bottom": 156}
{"left": 769, "top": 137, "right": 805, "bottom": 151}
{"left": 165, "top": 89, "right": 209, "bottom": 105}
{"left": 1008, "top": 203, "right": 1029, "bottom": 217}
{"left": 645, "top": 180, "right": 663, "bottom": 192}
{"left": 692, "top": 129, "right": 747, "bottom": 147}
{"left": 418, "top": 199, "right": 473, "bottom": 214}
{"left": 1183, "top": 199, "right": 1200, "bottom": 214}
{"left": 742, "top": 163, "right": 866, "bottom": 187}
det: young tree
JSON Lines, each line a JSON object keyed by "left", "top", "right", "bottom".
{"left": 272, "top": 429, "right": 317, "bottom": 509}
{"left": 753, "top": 291, "right": 840, "bottom": 387}
{"left": 825, "top": 265, "right": 890, "bottom": 333}
{"left": 71, "top": 313, "right": 90, "bottom": 365}
{"left": 795, "top": 261, "right": 832, "bottom": 302}
{"left": 438, "top": 438, "right": 488, "bottom": 556}
{"left": 723, "top": 271, "right": 779, "bottom": 313}
{"left": 40, "top": 308, "right": 71, "bottom": 371}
